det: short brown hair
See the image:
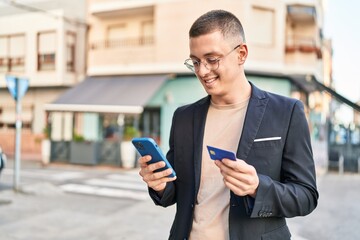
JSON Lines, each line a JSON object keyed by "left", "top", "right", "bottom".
{"left": 189, "top": 9, "right": 246, "bottom": 43}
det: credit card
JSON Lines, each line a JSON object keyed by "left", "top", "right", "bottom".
{"left": 206, "top": 145, "right": 236, "bottom": 161}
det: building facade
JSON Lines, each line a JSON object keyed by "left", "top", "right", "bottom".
{"left": 0, "top": 0, "right": 87, "bottom": 156}
{"left": 79, "top": 0, "right": 330, "bottom": 151}
{"left": 1, "top": 0, "right": 333, "bottom": 166}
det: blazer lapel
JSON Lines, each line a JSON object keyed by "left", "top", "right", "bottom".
{"left": 193, "top": 96, "right": 210, "bottom": 195}
{"left": 236, "top": 83, "right": 269, "bottom": 161}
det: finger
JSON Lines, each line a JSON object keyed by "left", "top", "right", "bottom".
{"left": 222, "top": 159, "right": 254, "bottom": 174}
{"left": 147, "top": 176, "right": 177, "bottom": 190}
{"left": 222, "top": 171, "right": 259, "bottom": 197}
{"left": 147, "top": 161, "right": 166, "bottom": 173}
{"left": 138, "top": 155, "right": 152, "bottom": 165}
{"left": 149, "top": 176, "right": 176, "bottom": 187}
{"left": 139, "top": 161, "right": 166, "bottom": 179}
{"left": 220, "top": 164, "right": 258, "bottom": 185}
{"left": 222, "top": 173, "right": 254, "bottom": 189}
{"left": 214, "top": 159, "right": 239, "bottom": 170}
{"left": 214, "top": 160, "right": 223, "bottom": 168}
{"left": 223, "top": 177, "right": 250, "bottom": 196}
{"left": 140, "top": 160, "right": 166, "bottom": 176}
{"left": 143, "top": 168, "right": 174, "bottom": 182}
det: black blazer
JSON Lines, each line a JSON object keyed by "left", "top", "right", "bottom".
{"left": 150, "top": 83, "right": 319, "bottom": 240}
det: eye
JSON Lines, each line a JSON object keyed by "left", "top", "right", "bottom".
{"left": 206, "top": 57, "right": 219, "bottom": 65}
{"left": 192, "top": 60, "right": 200, "bottom": 67}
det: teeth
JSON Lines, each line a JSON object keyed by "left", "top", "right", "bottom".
{"left": 205, "top": 78, "right": 216, "bottom": 83}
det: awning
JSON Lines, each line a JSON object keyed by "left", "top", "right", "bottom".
{"left": 309, "top": 76, "right": 360, "bottom": 113}
{"left": 246, "top": 70, "right": 360, "bottom": 113}
{"left": 45, "top": 75, "right": 168, "bottom": 114}
{"left": 288, "top": 74, "right": 360, "bottom": 112}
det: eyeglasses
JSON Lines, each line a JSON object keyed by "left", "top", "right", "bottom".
{"left": 184, "top": 44, "right": 241, "bottom": 73}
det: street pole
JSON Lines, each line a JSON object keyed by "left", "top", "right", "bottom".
{"left": 5, "top": 75, "right": 28, "bottom": 192}
{"left": 14, "top": 77, "right": 22, "bottom": 192}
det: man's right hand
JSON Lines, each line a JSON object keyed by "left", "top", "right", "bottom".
{"left": 138, "top": 155, "right": 177, "bottom": 196}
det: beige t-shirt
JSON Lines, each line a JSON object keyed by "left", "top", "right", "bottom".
{"left": 189, "top": 98, "right": 249, "bottom": 240}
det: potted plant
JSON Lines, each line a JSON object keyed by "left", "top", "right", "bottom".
{"left": 41, "top": 127, "right": 51, "bottom": 165}
{"left": 121, "top": 126, "right": 139, "bottom": 168}
{"left": 70, "top": 133, "right": 99, "bottom": 165}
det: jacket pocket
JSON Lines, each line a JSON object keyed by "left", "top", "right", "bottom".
{"left": 261, "top": 225, "right": 291, "bottom": 240}
{"left": 252, "top": 139, "right": 282, "bottom": 148}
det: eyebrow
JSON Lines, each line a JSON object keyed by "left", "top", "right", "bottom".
{"left": 189, "top": 51, "right": 222, "bottom": 59}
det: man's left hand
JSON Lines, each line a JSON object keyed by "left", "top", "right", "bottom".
{"left": 215, "top": 159, "right": 259, "bottom": 198}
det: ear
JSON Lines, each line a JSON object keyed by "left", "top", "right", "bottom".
{"left": 237, "top": 44, "right": 248, "bottom": 65}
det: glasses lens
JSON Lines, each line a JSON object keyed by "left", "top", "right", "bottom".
{"left": 184, "top": 58, "right": 220, "bottom": 72}
{"left": 205, "top": 58, "right": 220, "bottom": 71}
{"left": 184, "top": 59, "right": 195, "bottom": 72}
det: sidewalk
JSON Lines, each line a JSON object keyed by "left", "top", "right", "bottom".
{"left": 2, "top": 170, "right": 360, "bottom": 240}
{"left": 1, "top": 152, "right": 360, "bottom": 240}
{"left": 290, "top": 173, "right": 360, "bottom": 240}
{"left": 0, "top": 160, "right": 175, "bottom": 240}
{"left": 0, "top": 186, "right": 175, "bottom": 240}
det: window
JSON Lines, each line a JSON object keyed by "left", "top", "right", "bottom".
{"left": 248, "top": 7, "right": 275, "bottom": 46}
{"left": 38, "top": 31, "right": 56, "bottom": 71}
{"left": 0, "top": 34, "right": 25, "bottom": 73}
{"left": 107, "top": 24, "right": 127, "bottom": 48}
{"left": 141, "top": 20, "right": 154, "bottom": 45}
{"left": 108, "top": 24, "right": 127, "bottom": 40}
{"left": 141, "top": 108, "right": 161, "bottom": 142}
{"left": 66, "top": 32, "right": 76, "bottom": 72}
{"left": 0, "top": 36, "right": 7, "bottom": 73}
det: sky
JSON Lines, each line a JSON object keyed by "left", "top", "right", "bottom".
{"left": 323, "top": 0, "right": 360, "bottom": 103}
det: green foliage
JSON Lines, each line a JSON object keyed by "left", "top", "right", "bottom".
{"left": 43, "top": 127, "right": 50, "bottom": 139}
{"left": 123, "top": 126, "right": 139, "bottom": 141}
{"left": 73, "top": 133, "right": 85, "bottom": 142}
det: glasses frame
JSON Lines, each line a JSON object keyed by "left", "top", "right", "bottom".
{"left": 184, "top": 44, "right": 241, "bottom": 73}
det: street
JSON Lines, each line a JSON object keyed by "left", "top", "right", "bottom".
{"left": 0, "top": 160, "right": 175, "bottom": 240}
{"left": 0, "top": 160, "right": 360, "bottom": 240}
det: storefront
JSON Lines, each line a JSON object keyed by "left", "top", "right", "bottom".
{"left": 44, "top": 73, "right": 309, "bottom": 166}
{"left": 44, "top": 74, "right": 167, "bottom": 167}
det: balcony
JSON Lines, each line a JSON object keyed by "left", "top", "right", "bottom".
{"left": 90, "top": 36, "right": 154, "bottom": 50}
{"left": 285, "top": 36, "right": 322, "bottom": 59}
{"left": 89, "top": 0, "right": 154, "bottom": 18}
{"left": 287, "top": 4, "right": 316, "bottom": 24}
{"left": 88, "top": 36, "right": 156, "bottom": 70}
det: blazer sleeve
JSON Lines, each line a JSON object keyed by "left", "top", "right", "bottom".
{"left": 249, "top": 100, "right": 319, "bottom": 218}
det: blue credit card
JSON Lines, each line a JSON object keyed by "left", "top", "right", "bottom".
{"left": 206, "top": 145, "right": 236, "bottom": 161}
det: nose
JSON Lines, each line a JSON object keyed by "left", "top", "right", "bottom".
{"left": 196, "top": 61, "right": 211, "bottom": 77}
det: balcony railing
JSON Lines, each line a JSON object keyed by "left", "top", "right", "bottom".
{"left": 287, "top": 4, "right": 317, "bottom": 23}
{"left": 90, "top": 36, "right": 154, "bottom": 50}
{"left": 0, "top": 57, "right": 25, "bottom": 73}
{"left": 285, "top": 36, "right": 322, "bottom": 59}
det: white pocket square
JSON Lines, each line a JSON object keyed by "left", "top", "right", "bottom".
{"left": 254, "top": 137, "right": 281, "bottom": 142}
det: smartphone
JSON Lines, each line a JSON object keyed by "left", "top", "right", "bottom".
{"left": 132, "top": 137, "right": 176, "bottom": 178}
{"left": 206, "top": 145, "right": 236, "bottom": 161}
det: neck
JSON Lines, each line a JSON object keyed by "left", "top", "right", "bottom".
{"left": 211, "top": 77, "right": 251, "bottom": 105}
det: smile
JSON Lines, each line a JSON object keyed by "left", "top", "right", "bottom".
{"left": 203, "top": 77, "right": 217, "bottom": 86}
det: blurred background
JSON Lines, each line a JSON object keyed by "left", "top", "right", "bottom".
{"left": 1, "top": 1, "right": 360, "bottom": 240}
{"left": 0, "top": 0, "right": 359, "bottom": 172}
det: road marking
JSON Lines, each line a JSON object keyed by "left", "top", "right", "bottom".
{"left": 2, "top": 169, "right": 86, "bottom": 181}
{"left": 84, "top": 178, "right": 147, "bottom": 191}
{"left": 50, "top": 172, "right": 86, "bottom": 181}
{"left": 105, "top": 173, "right": 143, "bottom": 183}
{"left": 2, "top": 168, "right": 150, "bottom": 200}
{"left": 60, "top": 183, "right": 149, "bottom": 200}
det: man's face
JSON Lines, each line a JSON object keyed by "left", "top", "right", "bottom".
{"left": 189, "top": 31, "right": 245, "bottom": 102}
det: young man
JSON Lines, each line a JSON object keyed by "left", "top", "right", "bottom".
{"left": 139, "top": 10, "right": 318, "bottom": 240}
